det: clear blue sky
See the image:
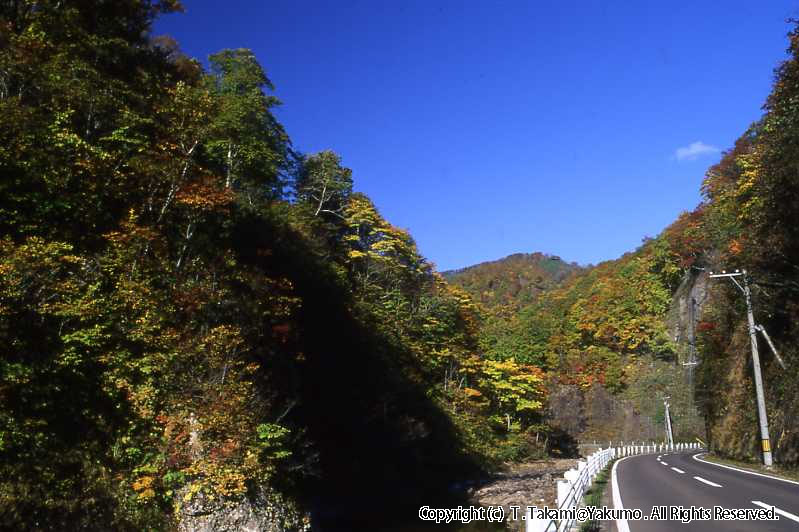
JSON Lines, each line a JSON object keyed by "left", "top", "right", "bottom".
{"left": 155, "top": 1, "right": 798, "bottom": 271}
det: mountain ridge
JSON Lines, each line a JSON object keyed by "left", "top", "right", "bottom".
{"left": 443, "top": 251, "right": 583, "bottom": 309}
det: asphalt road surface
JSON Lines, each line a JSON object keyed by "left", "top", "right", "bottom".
{"left": 612, "top": 451, "right": 799, "bottom": 531}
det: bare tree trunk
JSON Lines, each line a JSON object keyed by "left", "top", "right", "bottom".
{"left": 314, "top": 182, "right": 327, "bottom": 216}
{"left": 157, "top": 141, "right": 198, "bottom": 224}
{"left": 225, "top": 141, "right": 233, "bottom": 188}
{"left": 175, "top": 223, "right": 194, "bottom": 270}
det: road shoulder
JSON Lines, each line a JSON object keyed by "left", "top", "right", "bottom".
{"left": 692, "top": 452, "right": 799, "bottom": 485}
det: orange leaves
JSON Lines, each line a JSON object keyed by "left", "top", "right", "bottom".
{"left": 463, "top": 387, "right": 483, "bottom": 398}
{"left": 132, "top": 476, "right": 156, "bottom": 500}
{"left": 175, "top": 179, "right": 234, "bottom": 213}
{"left": 663, "top": 207, "right": 708, "bottom": 268}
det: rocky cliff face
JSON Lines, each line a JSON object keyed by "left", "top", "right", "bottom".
{"left": 695, "top": 277, "right": 799, "bottom": 466}
{"left": 666, "top": 270, "right": 709, "bottom": 364}
{"left": 548, "top": 383, "right": 662, "bottom": 444}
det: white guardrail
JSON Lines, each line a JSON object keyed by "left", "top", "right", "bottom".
{"left": 526, "top": 442, "right": 703, "bottom": 532}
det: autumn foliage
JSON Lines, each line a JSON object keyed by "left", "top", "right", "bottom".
{"left": 0, "top": 1, "right": 549, "bottom": 528}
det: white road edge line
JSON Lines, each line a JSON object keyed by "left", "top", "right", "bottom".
{"left": 752, "top": 500, "right": 799, "bottom": 523}
{"left": 661, "top": 461, "right": 668, "bottom": 466}
{"left": 671, "top": 467, "right": 685, "bottom": 474}
{"left": 694, "top": 476, "right": 722, "bottom": 488}
{"left": 612, "top": 456, "right": 632, "bottom": 532}
{"left": 693, "top": 452, "right": 799, "bottom": 486}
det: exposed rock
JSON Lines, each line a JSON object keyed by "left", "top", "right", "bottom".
{"left": 176, "top": 487, "right": 310, "bottom": 532}
{"left": 468, "top": 459, "right": 575, "bottom": 527}
{"left": 667, "top": 270, "right": 708, "bottom": 359}
{"left": 549, "top": 382, "right": 660, "bottom": 443}
{"left": 548, "top": 385, "right": 586, "bottom": 437}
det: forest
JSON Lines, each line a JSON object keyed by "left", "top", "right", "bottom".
{"left": 1, "top": 1, "right": 798, "bottom": 530}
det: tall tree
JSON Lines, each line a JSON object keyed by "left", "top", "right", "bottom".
{"left": 295, "top": 150, "right": 353, "bottom": 217}
{"left": 206, "top": 48, "right": 289, "bottom": 199}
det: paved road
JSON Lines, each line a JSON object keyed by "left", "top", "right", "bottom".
{"left": 613, "top": 451, "right": 799, "bottom": 531}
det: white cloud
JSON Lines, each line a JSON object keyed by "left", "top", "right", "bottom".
{"left": 674, "top": 141, "right": 719, "bottom": 161}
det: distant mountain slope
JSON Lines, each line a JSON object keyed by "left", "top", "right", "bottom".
{"left": 454, "top": 239, "right": 706, "bottom": 445}
{"left": 443, "top": 252, "right": 582, "bottom": 309}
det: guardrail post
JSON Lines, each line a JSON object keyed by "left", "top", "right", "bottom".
{"left": 577, "top": 460, "right": 588, "bottom": 488}
{"left": 557, "top": 480, "right": 570, "bottom": 510}
{"left": 529, "top": 443, "right": 637, "bottom": 532}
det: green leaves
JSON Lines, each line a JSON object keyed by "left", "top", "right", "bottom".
{"left": 206, "top": 49, "right": 289, "bottom": 196}
{"left": 296, "top": 150, "right": 354, "bottom": 217}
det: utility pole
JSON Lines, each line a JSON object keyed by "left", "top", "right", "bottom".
{"left": 663, "top": 397, "right": 674, "bottom": 446}
{"left": 708, "top": 269, "right": 773, "bottom": 467}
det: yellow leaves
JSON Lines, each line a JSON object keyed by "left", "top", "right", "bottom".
{"left": 472, "top": 358, "right": 546, "bottom": 417}
{"left": 342, "top": 194, "right": 427, "bottom": 281}
{"left": 516, "top": 398, "right": 543, "bottom": 411}
{"left": 463, "top": 387, "right": 483, "bottom": 398}
{"left": 202, "top": 325, "right": 245, "bottom": 355}
{"left": 214, "top": 470, "right": 247, "bottom": 498}
{"left": 348, "top": 250, "right": 366, "bottom": 259}
{"left": 422, "top": 317, "right": 443, "bottom": 329}
{"left": 0, "top": 237, "right": 91, "bottom": 321}
{"left": 182, "top": 481, "right": 203, "bottom": 502}
{"left": 181, "top": 461, "right": 248, "bottom": 500}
